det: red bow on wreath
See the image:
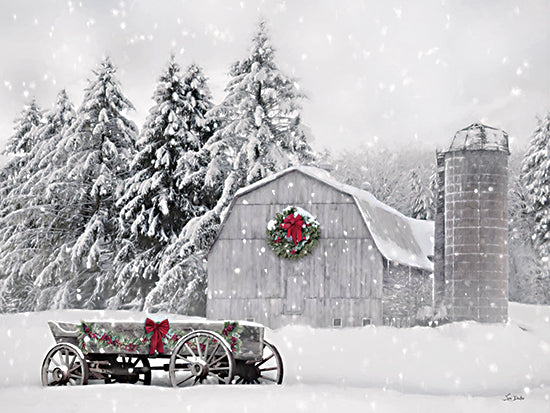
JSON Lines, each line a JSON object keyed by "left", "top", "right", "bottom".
{"left": 145, "top": 318, "right": 170, "bottom": 355}
{"left": 282, "top": 213, "right": 304, "bottom": 246}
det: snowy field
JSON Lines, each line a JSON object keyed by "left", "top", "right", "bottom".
{"left": 1, "top": 303, "right": 549, "bottom": 413}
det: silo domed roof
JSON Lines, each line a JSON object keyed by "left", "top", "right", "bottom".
{"left": 447, "top": 123, "right": 509, "bottom": 153}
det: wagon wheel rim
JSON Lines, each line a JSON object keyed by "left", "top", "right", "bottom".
{"left": 41, "top": 343, "right": 89, "bottom": 386}
{"left": 169, "top": 330, "right": 235, "bottom": 388}
{"left": 235, "top": 340, "right": 284, "bottom": 385}
{"left": 104, "top": 355, "right": 152, "bottom": 385}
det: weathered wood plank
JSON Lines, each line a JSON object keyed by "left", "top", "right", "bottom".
{"left": 218, "top": 202, "right": 368, "bottom": 241}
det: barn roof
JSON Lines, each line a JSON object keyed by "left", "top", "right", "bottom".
{"left": 234, "top": 166, "right": 434, "bottom": 272}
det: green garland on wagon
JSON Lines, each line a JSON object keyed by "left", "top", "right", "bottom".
{"left": 266, "top": 205, "right": 321, "bottom": 260}
{"left": 77, "top": 321, "right": 243, "bottom": 354}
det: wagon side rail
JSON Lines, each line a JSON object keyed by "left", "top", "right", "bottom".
{"left": 46, "top": 320, "right": 265, "bottom": 360}
{"left": 48, "top": 321, "right": 80, "bottom": 347}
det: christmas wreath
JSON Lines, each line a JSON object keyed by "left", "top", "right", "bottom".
{"left": 266, "top": 205, "right": 321, "bottom": 259}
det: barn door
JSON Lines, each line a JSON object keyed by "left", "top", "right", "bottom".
{"left": 284, "top": 275, "right": 304, "bottom": 315}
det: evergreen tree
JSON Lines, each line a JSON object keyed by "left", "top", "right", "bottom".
{"left": 5, "top": 91, "right": 76, "bottom": 200}
{"left": 145, "top": 20, "right": 315, "bottom": 314}
{"left": 508, "top": 176, "right": 549, "bottom": 303}
{"left": 520, "top": 112, "right": 550, "bottom": 263}
{"left": 3, "top": 99, "right": 44, "bottom": 155}
{"left": 42, "top": 57, "right": 138, "bottom": 309}
{"left": 0, "top": 91, "right": 75, "bottom": 311}
{"left": 0, "top": 99, "right": 44, "bottom": 200}
{"left": 409, "top": 168, "right": 434, "bottom": 220}
{"left": 111, "top": 58, "right": 214, "bottom": 309}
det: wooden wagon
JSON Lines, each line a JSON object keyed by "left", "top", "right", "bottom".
{"left": 41, "top": 318, "right": 283, "bottom": 387}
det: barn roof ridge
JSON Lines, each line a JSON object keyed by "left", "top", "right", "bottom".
{"left": 231, "top": 165, "right": 434, "bottom": 272}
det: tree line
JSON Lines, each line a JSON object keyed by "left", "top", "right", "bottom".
{"left": 0, "top": 21, "right": 313, "bottom": 313}
{"left": 0, "top": 20, "right": 548, "bottom": 314}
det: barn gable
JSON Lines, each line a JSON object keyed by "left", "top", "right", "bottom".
{"left": 219, "top": 166, "right": 434, "bottom": 272}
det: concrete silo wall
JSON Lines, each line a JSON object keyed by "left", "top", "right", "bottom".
{"left": 433, "top": 152, "right": 446, "bottom": 308}
{"left": 444, "top": 150, "right": 508, "bottom": 322}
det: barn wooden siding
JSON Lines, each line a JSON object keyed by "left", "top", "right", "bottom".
{"left": 207, "top": 170, "right": 384, "bottom": 328}
{"left": 382, "top": 261, "right": 433, "bottom": 327}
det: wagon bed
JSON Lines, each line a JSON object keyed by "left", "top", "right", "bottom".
{"left": 41, "top": 318, "right": 283, "bottom": 387}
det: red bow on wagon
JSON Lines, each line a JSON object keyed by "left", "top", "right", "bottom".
{"left": 282, "top": 213, "right": 304, "bottom": 246}
{"left": 145, "top": 318, "right": 170, "bottom": 355}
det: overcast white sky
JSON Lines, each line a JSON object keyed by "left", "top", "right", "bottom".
{"left": 0, "top": 0, "right": 548, "bottom": 164}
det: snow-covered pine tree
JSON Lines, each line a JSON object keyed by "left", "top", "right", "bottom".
{"left": 409, "top": 168, "right": 434, "bottom": 220}
{"left": 111, "top": 58, "right": 214, "bottom": 309}
{"left": 3, "top": 99, "right": 44, "bottom": 155}
{"left": 508, "top": 176, "right": 549, "bottom": 303}
{"left": 520, "top": 112, "right": 550, "bottom": 264}
{"left": 3, "top": 91, "right": 76, "bottom": 202}
{"left": 145, "top": 20, "right": 315, "bottom": 314}
{"left": 0, "top": 99, "right": 44, "bottom": 201}
{"left": 515, "top": 114, "right": 550, "bottom": 303}
{"left": 0, "top": 91, "right": 76, "bottom": 311}
{"left": 42, "top": 57, "right": 137, "bottom": 309}
{"left": 210, "top": 19, "right": 315, "bottom": 213}
{"left": 176, "top": 63, "right": 220, "bottom": 212}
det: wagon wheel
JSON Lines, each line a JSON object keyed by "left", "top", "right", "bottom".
{"left": 41, "top": 343, "right": 89, "bottom": 386}
{"left": 234, "top": 340, "right": 283, "bottom": 385}
{"left": 104, "top": 355, "right": 151, "bottom": 385}
{"left": 169, "top": 330, "right": 235, "bottom": 387}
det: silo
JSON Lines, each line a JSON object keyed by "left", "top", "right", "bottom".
{"left": 440, "top": 123, "right": 509, "bottom": 323}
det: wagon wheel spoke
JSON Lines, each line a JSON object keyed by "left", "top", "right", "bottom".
{"left": 176, "top": 354, "right": 193, "bottom": 364}
{"left": 69, "top": 364, "right": 82, "bottom": 374}
{"left": 184, "top": 343, "right": 197, "bottom": 358}
{"left": 205, "top": 342, "right": 220, "bottom": 364}
{"left": 68, "top": 354, "right": 76, "bottom": 370}
{"left": 176, "top": 374, "right": 195, "bottom": 386}
{"left": 207, "top": 372, "right": 226, "bottom": 383}
{"left": 256, "top": 353, "right": 274, "bottom": 367}
{"left": 259, "top": 375, "right": 277, "bottom": 382}
{"left": 209, "top": 353, "right": 227, "bottom": 368}
{"left": 49, "top": 356, "right": 60, "bottom": 368}
{"left": 260, "top": 366, "right": 279, "bottom": 372}
{"left": 60, "top": 348, "right": 67, "bottom": 367}
{"left": 203, "top": 339, "right": 209, "bottom": 361}
{"left": 195, "top": 337, "right": 203, "bottom": 359}
{"left": 209, "top": 366, "right": 230, "bottom": 372}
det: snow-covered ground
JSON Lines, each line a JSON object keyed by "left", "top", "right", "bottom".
{"left": 1, "top": 302, "right": 549, "bottom": 412}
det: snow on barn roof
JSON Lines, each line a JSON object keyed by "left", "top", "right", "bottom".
{"left": 235, "top": 166, "right": 434, "bottom": 272}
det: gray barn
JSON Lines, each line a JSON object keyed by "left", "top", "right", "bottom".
{"left": 207, "top": 166, "right": 434, "bottom": 329}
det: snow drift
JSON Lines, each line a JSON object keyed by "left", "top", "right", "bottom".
{"left": 0, "top": 302, "right": 548, "bottom": 412}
